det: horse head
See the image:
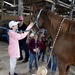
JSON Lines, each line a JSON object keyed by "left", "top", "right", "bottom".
{"left": 32, "top": 4, "right": 58, "bottom": 39}
{"left": 32, "top": 3, "right": 75, "bottom": 38}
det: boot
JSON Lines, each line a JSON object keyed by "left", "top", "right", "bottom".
{"left": 9, "top": 72, "right": 18, "bottom": 75}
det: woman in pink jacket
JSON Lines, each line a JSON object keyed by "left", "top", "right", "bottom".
{"left": 8, "top": 21, "right": 34, "bottom": 75}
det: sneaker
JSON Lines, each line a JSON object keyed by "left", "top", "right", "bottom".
{"left": 14, "top": 73, "right": 18, "bottom": 75}
{"left": 17, "top": 57, "right": 23, "bottom": 61}
{"left": 22, "top": 59, "right": 28, "bottom": 63}
{"left": 9, "top": 72, "right": 18, "bottom": 75}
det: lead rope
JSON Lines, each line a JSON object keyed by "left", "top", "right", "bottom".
{"left": 46, "top": 18, "right": 66, "bottom": 67}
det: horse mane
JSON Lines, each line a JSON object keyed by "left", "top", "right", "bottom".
{"left": 47, "top": 10, "right": 75, "bottom": 33}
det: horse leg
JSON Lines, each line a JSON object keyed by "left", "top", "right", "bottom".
{"left": 58, "top": 59, "right": 70, "bottom": 75}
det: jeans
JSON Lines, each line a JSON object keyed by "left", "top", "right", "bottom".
{"left": 29, "top": 52, "right": 38, "bottom": 70}
{"left": 38, "top": 50, "right": 45, "bottom": 61}
{"left": 47, "top": 55, "right": 57, "bottom": 72}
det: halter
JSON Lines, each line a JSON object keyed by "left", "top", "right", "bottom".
{"left": 33, "top": 9, "right": 43, "bottom": 34}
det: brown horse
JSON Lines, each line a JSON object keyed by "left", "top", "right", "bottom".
{"left": 33, "top": 4, "right": 75, "bottom": 75}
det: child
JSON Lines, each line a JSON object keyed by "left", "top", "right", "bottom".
{"left": 38, "top": 35, "right": 47, "bottom": 62}
{"left": 7, "top": 21, "right": 34, "bottom": 75}
{"left": 46, "top": 36, "right": 57, "bottom": 74}
{"left": 28, "top": 33, "right": 40, "bottom": 72}
{"left": 37, "top": 66, "right": 47, "bottom": 75}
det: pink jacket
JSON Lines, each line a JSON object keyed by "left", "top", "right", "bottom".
{"left": 8, "top": 23, "right": 33, "bottom": 58}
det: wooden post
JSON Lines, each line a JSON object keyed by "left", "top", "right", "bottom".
{"left": 18, "top": 0, "right": 23, "bottom": 16}
{"left": 14, "top": 0, "right": 16, "bottom": 15}
{"left": 70, "top": 9, "right": 73, "bottom": 19}
{"left": 51, "top": 3, "right": 55, "bottom": 12}
{"left": 1, "top": 0, "right": 4, "bottom": 20}
{"left": 29, "top": 6, "right": 32, "bottom": 21}
{"left": 69, "top": 0, "right": 75, "bottom": 19}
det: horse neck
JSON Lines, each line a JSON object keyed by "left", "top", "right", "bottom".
{"left": 43, "top": 18, "right": 56, "bottom": 40}
{"left": 41, "top": 10, "right": 63, "bottom": 40}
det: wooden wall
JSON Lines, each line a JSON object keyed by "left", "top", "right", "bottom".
{"left": 2, "top": 15, "right": 30, "bottom": 25}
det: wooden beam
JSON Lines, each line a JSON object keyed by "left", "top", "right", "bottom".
{"left": 1, "top": 0, "right": 4, "bottom": 20}
{"left": 45, "top": 0, "right": 55, "bottom": 4}
{"left": 24, "top": 0, "right": 44, "bottom": 5}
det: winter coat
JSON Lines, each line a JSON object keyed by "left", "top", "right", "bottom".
{"left": 28, "top": 38, "right": 40, "bottom": 54}
{"left": 8, "top": 24, "right": 33, "bottom": 58}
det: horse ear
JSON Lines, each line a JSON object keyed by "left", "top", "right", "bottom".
{"left": 32, "top": 3, "right": 46, "bottom": 13}
{"left": 32, "top": 4, "right": 38, "bottom": 13}
{"left": 42, "top": 5, "right": 45, "bottom": 9}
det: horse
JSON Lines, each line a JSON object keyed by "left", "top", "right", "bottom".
{"left": 32, "top": 4, "right": 75, "bottom": 75}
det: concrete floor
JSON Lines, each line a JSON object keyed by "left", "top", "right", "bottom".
{"left": 0, "top": 41, "right": 75, "bottom": 75}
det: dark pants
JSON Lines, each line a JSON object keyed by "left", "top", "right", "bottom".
{"left": 19, "top": 41, "right": 29, "bottom": 60}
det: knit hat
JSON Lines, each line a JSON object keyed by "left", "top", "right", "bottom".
{"left": 9, "top": 21, "right": 20, "bottom": 28}
{"left": 18, "top": 16, "right": 24, "bottom": 21}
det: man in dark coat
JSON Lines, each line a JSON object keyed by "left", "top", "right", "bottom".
{"left": 18, "top": 16, "right": 29, "bottom": 63}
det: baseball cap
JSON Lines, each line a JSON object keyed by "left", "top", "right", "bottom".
{"left": 9, "top": 21, "right": 20, "bottom": 28}
{"left": 18, "top": 16, "right": 24, "bottom": 21}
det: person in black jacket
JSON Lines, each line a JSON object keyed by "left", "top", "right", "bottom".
{"left": 18, "top": 16, "right": 29, "bottom": 63}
